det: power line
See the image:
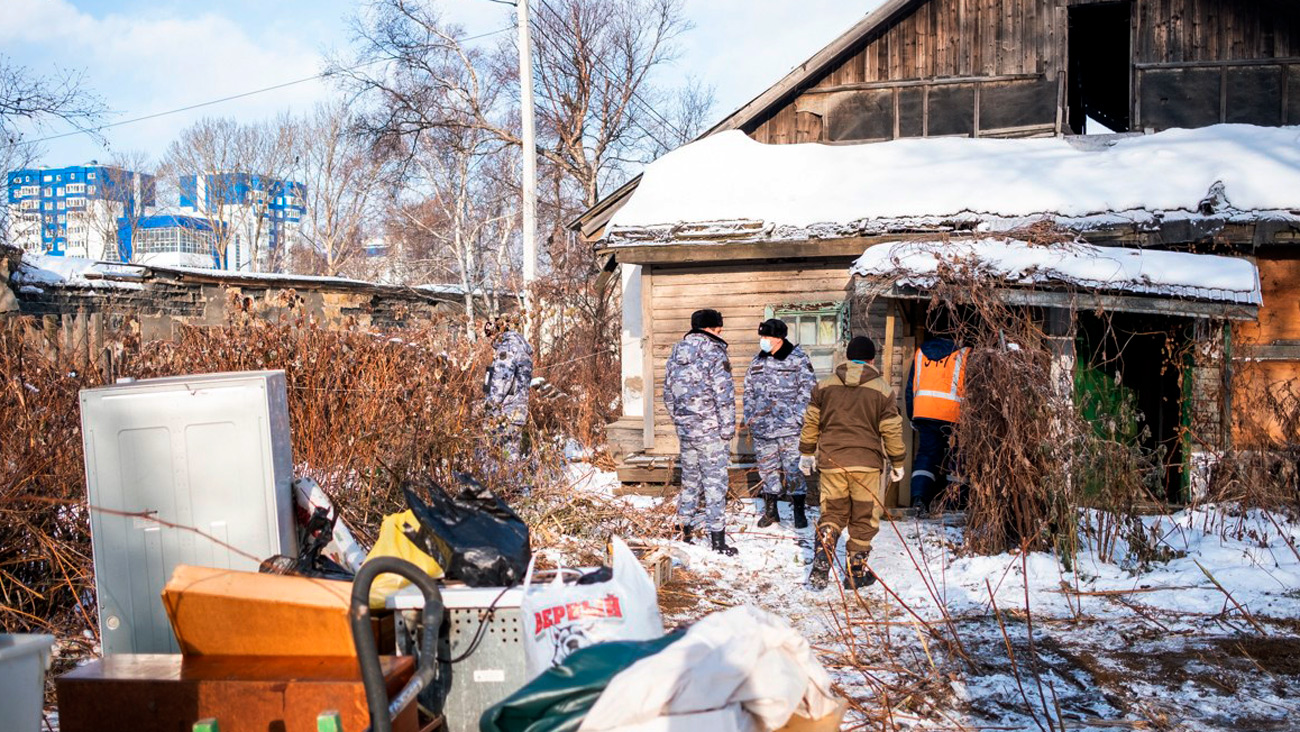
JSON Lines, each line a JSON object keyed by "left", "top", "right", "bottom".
{"left": 529, "top": 0, "right": 686, "bottom": 147}
{"left": 18, "top": 25, "right": 515, "bottom": 147}
{"left": 533, "top": 0, "right": 688, "bottom": 140}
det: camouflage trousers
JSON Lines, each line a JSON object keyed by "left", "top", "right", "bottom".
{"left": 481, "top": 421, "right": 525, "bottom": 491}
{"left": 677, "top": 437, "right": 730, "bottom": 532}
{"left": 818, "top": 469, "right": 884, "bottom": 553}
{"left": 754, "top": 434, "right": 807, "bottom": 497}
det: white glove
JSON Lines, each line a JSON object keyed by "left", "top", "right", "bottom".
{"left": 890, "top": 465, "right": 905, "bottom": 483}
{"left": 799, "top": 454, "right": 817, "bottom": 476}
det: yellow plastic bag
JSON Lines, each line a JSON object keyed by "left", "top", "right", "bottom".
{"left": 364, "top": 510, "right": 444, "bottom": 609}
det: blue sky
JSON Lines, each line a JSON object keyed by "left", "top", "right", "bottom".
{"left": 3, "top": 0, "right": 882, "bottom": 167}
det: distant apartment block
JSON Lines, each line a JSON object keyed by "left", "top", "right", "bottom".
{"left": 6, "top": 164, "right": 155, "bottom": 260}
{"left": 179, "top": 172, "right": 306, "bottom": 271}
{"left": 117, "top": 214, "right": 226, "bottom": 269}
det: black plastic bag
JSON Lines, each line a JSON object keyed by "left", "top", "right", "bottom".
{"left": 259, "top": 505, "right": 356, "bottom": 581}
{"left": 403, "top": 473, "right": 531, "bottom": 587}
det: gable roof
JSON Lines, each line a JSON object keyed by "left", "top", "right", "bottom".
{"left": 572, "top": 0, "right": 925, "bottom": 240}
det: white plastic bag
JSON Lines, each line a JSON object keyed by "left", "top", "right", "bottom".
{"left": 521, "top": 536, "right": 664, "bottom": 678}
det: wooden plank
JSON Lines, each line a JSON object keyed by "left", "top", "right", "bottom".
{"left": 652, "top": 276, "right": 852, "bottom": 295}
{"left": 603, "top": 234, "right": 930, "bottom": 265}
{"left": 803, "top": 73, "right": 1041, "bottom": 95}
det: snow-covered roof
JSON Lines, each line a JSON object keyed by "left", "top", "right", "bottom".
{"left": 12, "top": 255, "right": 144, "bottom": 291}
{"left": 851, "top": 238, "right": 1262, "bottom": 305}
{"left": 605, "top": 124, "right": 1300, "bottom": 244}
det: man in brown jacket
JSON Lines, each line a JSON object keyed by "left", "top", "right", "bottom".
{"left": 799, "top": 336, "right": 906, "bottom": 590}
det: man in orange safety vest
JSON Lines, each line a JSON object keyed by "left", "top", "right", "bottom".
{"left": 904, "top": 335, "right": 970, "bottom": 513}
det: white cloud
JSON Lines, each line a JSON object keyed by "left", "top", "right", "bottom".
{"left": 3, "top": 0, "right": 332, "bottom": 164}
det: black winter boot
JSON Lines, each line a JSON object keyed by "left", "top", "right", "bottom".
{"left": 710, "top": 530, "right": 738, "bottom": 556}
{"left": 756, "top": 495, "right": 780, "bottom": 528}
{"left": 791, "top": 495, "right": 808, "bottom": 529}
{"left": 844, "top": 551, "right": 876, "bottom": 589}
{"left": 677, "top": 523, "right": 693, "bottom": 543}
{"left": 808, "top": 527, "right": 837, "bottom": 590}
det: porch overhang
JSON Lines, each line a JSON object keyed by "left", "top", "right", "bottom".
{"left": 849, "top": 238, "right": 1263, "bottom": 321}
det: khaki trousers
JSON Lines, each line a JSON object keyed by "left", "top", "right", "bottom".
{"left": 817, "top": 469, "right": 883, "bottom": 553}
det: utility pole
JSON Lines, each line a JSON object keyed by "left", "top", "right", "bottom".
{"left": 518, "top": 0, "right": 538, "bottom": 286}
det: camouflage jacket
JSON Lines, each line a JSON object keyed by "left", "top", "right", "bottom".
{"left": 743, "top": 342, "right": 817, "bottom": 439}
{"left": 664, "top": 330, "right": 736, "bottom": 442}
{"left": 483, "top": 330, "right": 534, "bottom": 425}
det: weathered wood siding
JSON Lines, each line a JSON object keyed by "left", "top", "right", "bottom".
{"left": 1234, "top": 253, "right": 1300, "bottom": 444}
{"left": 645, "top": 260, "right": 858, "bottom": 455}
{"left": 747, "top": 0, "right": 1300, "bottom": 144}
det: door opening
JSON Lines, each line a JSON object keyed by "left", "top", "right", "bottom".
{"left": 1068, "top": 1, "right": 1133, "bottom": 134}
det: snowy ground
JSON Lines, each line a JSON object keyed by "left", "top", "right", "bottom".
{"left": 568, "top": 463, "right": 1300, "bottom": 731}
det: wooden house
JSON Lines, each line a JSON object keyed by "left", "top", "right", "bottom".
{"left": 575, "top": 0, "right": 1300, "bottom": 501}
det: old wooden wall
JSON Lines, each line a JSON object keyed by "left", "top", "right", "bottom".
{"left": 643, "top": 260, "right": 860, "bottom": 456}
{"left": 1233, "top": 253, "right": 1300, "bottom": 443}
{"left": 746, "top": 0, "right": 1300, "bottom": 144}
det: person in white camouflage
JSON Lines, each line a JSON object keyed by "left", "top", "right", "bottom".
{"left": 743, "top": 318, "right": 817, "bottom": 529}
{"left": 664, "top": 308, "right": 738, "bottom": 556}
{"left": 483, "top": 316, "right": 533, "bottom": 465}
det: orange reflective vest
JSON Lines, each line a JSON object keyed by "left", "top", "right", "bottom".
{"left": 912, "top": 347, "right": 969, "bottom": 422}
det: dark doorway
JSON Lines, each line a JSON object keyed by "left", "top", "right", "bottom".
{"left": 1068, "top": 2, "right": 1133, "bottom": 134}
{"left": 1076, "top": 313, "right": 1188, "bottom": 502}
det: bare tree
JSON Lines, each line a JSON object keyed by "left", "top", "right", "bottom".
{"left": 161, "top": 116, "right": 298, "bottom": 272}
{"left": 0, "top": 55, "right": 108, "bottom": 147}
{"left": 291, "top": 102, "right": 390, "bottom": 277}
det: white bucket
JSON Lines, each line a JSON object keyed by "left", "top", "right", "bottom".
{"left": 0, "top": 634, "right": 55, "bottom": 731}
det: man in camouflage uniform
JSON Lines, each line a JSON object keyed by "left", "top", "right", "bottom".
{"left": 483, "top": 316, "right": 534, "bottom": 468}
{"left": 743, "top": 318, "right": 817, "bottom": 529}
{"left": 664, "top": 308, "right": 738, "bottom": 556}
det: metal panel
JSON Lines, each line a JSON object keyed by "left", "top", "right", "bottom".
{"left": 441, "top": 606, "right": 526, "bottom": 732}
{"left": 80, "top": 370, "right": 296, "bottom": 655}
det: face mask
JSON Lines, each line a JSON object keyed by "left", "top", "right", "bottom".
{"left": 759, "top": 338, "right": 773, "bottom": 353}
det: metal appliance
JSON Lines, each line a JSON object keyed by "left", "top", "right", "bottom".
{"left": 79, "top": 370, "right": 296, "bottom": 654}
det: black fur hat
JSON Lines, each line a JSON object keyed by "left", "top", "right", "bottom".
{"left": 757, "top": 318, "right": 788, "bottom": 339}
{"left": 691, "top": 309, "right": 724, "bottom": 330}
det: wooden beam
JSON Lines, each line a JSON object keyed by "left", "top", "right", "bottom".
{"left": 602, "top": 233, "right": 943, "bottom": 266}
{"left": 1133, "top": 57, "right": 1300, "bottom": 70}
{"left": 802, "top": 73, "right": 1041, "bottom": 95}
{"left": 641, "top": 266, "right": 656, "bottom": 451}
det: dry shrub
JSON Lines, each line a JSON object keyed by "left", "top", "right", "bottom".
{"left": 0, "top": 306, "right": 611, "bottom": 648}
{"left": 0, "top": 319, "right": 102, "bottom": 644}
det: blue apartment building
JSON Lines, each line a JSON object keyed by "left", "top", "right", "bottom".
{"left": 6, "top": 164, "right": 155, "bottom": 259}
{"left": 179, "top": 173, "right": 306, "bottom": 269}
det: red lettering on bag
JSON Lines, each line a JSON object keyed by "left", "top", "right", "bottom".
{"left": 533, "top": 594, "right": 625, "bottom": 637}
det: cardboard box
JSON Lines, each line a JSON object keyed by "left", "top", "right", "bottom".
{"left": 162, "top": 564, "right": 357, "bottom": 657}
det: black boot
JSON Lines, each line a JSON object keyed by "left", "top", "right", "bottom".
{"left": 710, "top": 530, "right": 738, "bottom": 556}
{"left": 791, "top": 495, "right": 808, "bottom": 529}
{"left": 844, "top": 551, "right": 876, "bottom": 589}
{"left": 756, "top": 495, "right": 779, "bottom": 528}
{"left": 677, "top": 523, "right": 693, "bottom": 543}
{"left": 808, "top": 527, "right": 837, "bottom": 590}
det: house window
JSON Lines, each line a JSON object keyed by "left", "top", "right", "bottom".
{"left": 43, "top": 175, "right": 51, "bottom": 182}
{"left": 766, "top": 301, "right": 849, "bottom": 377}
{"left": 87, "top": 172, "right": 96, "bottom": 180}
